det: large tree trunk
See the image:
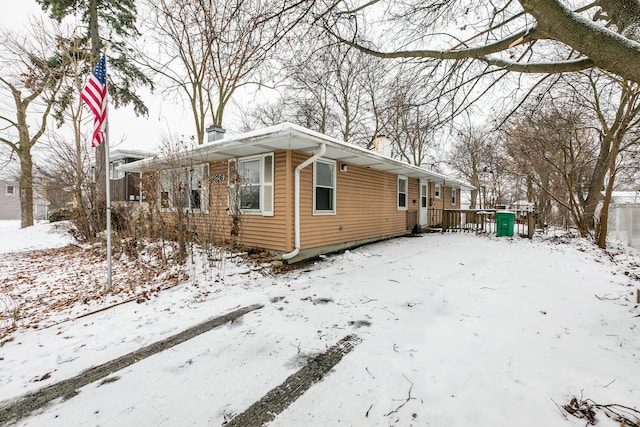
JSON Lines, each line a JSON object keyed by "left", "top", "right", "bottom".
{"left": 19, "top": 150, "right": 34, "bottom": 228}
{"left": 583, "top": 135, "right": 612, "bottom": 231}
{"left": 597, "top": 135, "right": 622, "bottom": 248}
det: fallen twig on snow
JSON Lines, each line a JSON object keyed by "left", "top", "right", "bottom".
{"left": 385, "top": 374, "right": 418, "bottom": 417}
{"left": 595, "top": 293, "right": 623, "bottom": 301}
{"left": 365, "top": 367, "right": 375, "bottom": 379}
{"left": 550, "top": 398, "right": 568, "bottom": 420}
{"left": 562, "top": 395, "right": 640, "bottom": 426}
{"left": 365, "top": 403, "right": 373, "bottom": 417}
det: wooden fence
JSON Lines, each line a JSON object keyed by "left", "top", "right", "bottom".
{"left": 428, "top": 208, "right": 536, "bottom": 238}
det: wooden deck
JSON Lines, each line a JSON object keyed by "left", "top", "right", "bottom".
{"left": 427, "top": 208, "right": 535, "bottom": 238}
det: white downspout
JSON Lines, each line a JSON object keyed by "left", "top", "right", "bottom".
{"left": 282, "top": 143, "right": 327, "bottom": 260}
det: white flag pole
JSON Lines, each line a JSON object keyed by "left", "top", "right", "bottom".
{"left": 104, "top": 55, "right": 112, "bottom": 291}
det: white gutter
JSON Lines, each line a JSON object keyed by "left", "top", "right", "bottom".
{"left": 282, "top": 143, "right": 327, "bottom": 260}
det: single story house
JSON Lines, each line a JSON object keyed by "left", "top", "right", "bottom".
{"left": 0, "top": 178, "right": 50, "bottom": 221}
{"left": 109, "top": 149, "right": 153, "bottom": 202}
{"left": 120, "top": 123, "right": 473, "bottom": 262}
{"left": 605, "top": 191, "right": 640, "bottom": 248}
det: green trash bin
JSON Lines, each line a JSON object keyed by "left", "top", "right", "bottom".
{"left": 495, "top": 210, "right": 515, "bottom": 237}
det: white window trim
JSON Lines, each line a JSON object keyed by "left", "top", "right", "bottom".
{"left": 434, "top": 183, "right": 441, "bottom": 199}
{"left": 397, "top": 175, "right": 408, "bottom": 211}
{"left": 313, "top": 158, "right": 337, "bottom": 215}
{"left": 6, "top": 185, "right": 15, "bottom": 196}
{"left": 111, "top": 160, "right": 125, "bottom": 180}
{"left": 421, "top": 182, "right": 428, "bottom": 208}
{"left": 158, "top": 164, "right": 209, "bottom": 213}
{"left": 233, "top": 153, "right": 274, "bottom": 216}
{"left": 451, "top": 188, "right": 456, "bottom": 205}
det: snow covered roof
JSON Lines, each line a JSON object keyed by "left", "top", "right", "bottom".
{"left": 110, "top": 149, "right": 154, "bottom": 162}
{"left": 119, "top": 122, "right": 474, "bottom": 190}
{"left": 608, "top": 191, "right": 640, "bottom": 204}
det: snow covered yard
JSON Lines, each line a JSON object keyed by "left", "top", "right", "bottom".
{"left": 0, "top": 220, "right": 639, "bottom": 426}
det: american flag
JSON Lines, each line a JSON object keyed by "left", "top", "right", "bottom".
{"left": 80, "top": 53, "right": 107, "bottom": 147}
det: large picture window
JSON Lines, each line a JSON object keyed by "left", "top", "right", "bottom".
{"left": 314, "top": 159, "right": 336, "bottom": 214}
{"left": 398, "top": 176, "right": 408, "bottom": 210}
{"left": 231, "top": 153, "right": 274, "bottom": 216}
{"left": 159, "top": 164, "right": 209, "bottom": 212}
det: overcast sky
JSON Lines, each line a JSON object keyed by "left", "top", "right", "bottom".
{"left": 0, "top": 1, "right": 242, "bottom": 154}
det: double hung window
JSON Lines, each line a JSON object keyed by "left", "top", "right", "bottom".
{"left": 314, "top": 159, "right": 336, "bottom": 214}
{"left": 159, "top": 164, "right": 209, "bottom": 212}
{"left": 231, "top": 153, "right": 274, "bottom": 216}
{"left": 398, "top": 176, "right": 408, "bottom": 210}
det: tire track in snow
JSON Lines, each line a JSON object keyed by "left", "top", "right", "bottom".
{"left": 224, "top": 334, "right": 361, "bottom": 427}
{"left": 0, "top": 304, "right": 263, "bottom": 426}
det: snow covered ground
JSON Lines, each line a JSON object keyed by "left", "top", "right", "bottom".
{"left": 0, "top": 220, "right": 639, "bottom": 426}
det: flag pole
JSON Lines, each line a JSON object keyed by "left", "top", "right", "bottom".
{"left": 104, "top": 57, "right": 112, "bottom": 291}
{"left": 80, "top": 52, "right": 111, "bottom": 291}
{"left": 105, "top": 123, "right": 112, "bottom": 290}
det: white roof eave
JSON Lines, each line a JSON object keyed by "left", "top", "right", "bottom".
{"left": 119, "top": 123, "right": 475, "bottom": 190}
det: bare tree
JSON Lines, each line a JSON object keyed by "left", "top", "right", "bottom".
{"left": 568, "top": 74, "right": 640, "bottom": 248}
{"left": 378, "top": 67, "right": 445, "bottom": 165}
{"left": 0, "top": 23, "right": 69, "bottom": 228}
{"left": 446, "top": 125, "right": 497, "bottom": 209}
{"left": 140, "top": 0, "right": 316, "bottom": 144}
{"left": 327, "top": 1, "right": 640, "bottom": 84}
{"left": 504, "top": 95, "right": 602, "bottom": 236}
{"left": 39, "top": 0, "right": 153, "bottom": 222}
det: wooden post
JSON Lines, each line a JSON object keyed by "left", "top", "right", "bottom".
{"left": 527, "top": 212, "right": 535, "bottom": 239}
{"left": 442, "top": 210, "right": 449, "bottom": 232}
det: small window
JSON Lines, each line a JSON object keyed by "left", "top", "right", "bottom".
{"left": 110, "top": 160, "right": 125, "bottom": 179}
{"left": 398, "top": 176, "right": 408, "bottom": 210}
{"left": 451, "top": 188, "right": 456, "bottom": 205}
{"left": 421, "top": 183, "right": 428, "bottom": 208}
{"left": 6, "top": 185, "right": 15, "bottom": 196}
{"left": 434, "top": 183, "right": 441, "bottom": 198}
{"left": 314, "top": 159, "right": 336, "bottom": 214}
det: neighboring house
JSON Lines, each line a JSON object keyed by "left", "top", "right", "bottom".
{"left": 0, "top": 179, "right": 50, "bottom": 221}
{"left": 121, "top": 123, "right": 473, "bottom": 262}
{"left": 109, "top": 149, "right": 153, "bottom": 202}
{"left": 606, "top": 191, "right": 640, "bottom": 248}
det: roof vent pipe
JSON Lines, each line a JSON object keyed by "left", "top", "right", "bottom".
{"left": 206, "top": 125, "right": 226, "bottom": 142}
{"left": 282, "top": 143, "right": 327, "bottom": 261}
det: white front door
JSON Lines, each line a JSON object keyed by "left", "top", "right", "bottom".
{"left": 419, "top": 180, "right": 429, "bottom": 226}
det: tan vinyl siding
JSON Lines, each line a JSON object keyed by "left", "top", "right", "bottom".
{"left": 429, "top": 183, "right": 458, "bottom": 210}
{"left": 151, "top": 149, "right": 425, "bottom": 254}
{"left": 442, "top": 186, "right": 456, "bottom": 209}
{"left": 408, "top": 178, "right": 419, "bottom": 210}
{"left": 295, "top": 152, "right": 415, "bottom": 250}
{"left": 447, "top": 187, "right": 458, "bottom": 208}
{"left": 236, "top": 151, "right": 288, "bottom": 250}
{"left": 429, "top": 182, "right": 444, "bottom": 210}
{"left": 154, "top": 152, "right": 290, "bottom": 252}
